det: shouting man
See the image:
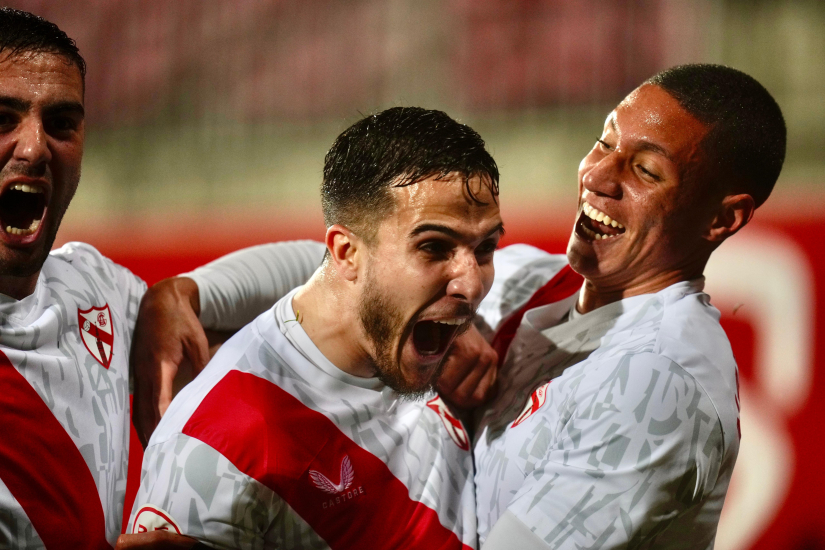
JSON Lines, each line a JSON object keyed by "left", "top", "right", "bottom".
{"left": 154, "top": 64, "right": 786, "bottom": 549}
{"left": 129, "top": 108, "right": 504, "bottom": 548}
{"left": 0, "top": 9, "right": 319, "bottom": 548}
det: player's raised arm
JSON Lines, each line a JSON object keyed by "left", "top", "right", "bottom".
{"left": 131, "top": 239, "right": 325, "bottom": 446}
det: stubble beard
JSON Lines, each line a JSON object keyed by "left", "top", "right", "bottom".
{"left": 357, "top": 269, "right": 442, "bottom": 400}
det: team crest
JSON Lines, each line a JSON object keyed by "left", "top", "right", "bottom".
{"left": 512, "top": 381, "right": 551, "bottom": 427}
{"left": 427, "top": 396, "right": 470, "bottom": 451}
{"left": 132, "top": 505, "right": 181, "bottom": 534}
{"left": 78, "top": 304, "right": 113, "bottom": 369}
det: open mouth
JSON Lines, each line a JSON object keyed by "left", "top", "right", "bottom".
{"left": 577, "top": 201, "right": 626, "bottom": 241}
{"left": 412, "top": 318, "right": 465, "bottom": 358}
{"left": 0, "top": 183, "right": 47, "bottom": 238}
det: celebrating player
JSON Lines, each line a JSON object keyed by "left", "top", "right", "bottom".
{"left": 0, "top": 9, "right": 319, "bottom": 548}
{"left": 128, "top": 107, "right": 504, "bottom": 548}
{"left": 155, "top": 64, "right": 786, "bottom": 549}
{"left": 471, "top": 65, "right": 785, "bottom": 549}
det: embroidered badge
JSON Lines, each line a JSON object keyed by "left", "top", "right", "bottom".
{"left": 78, "top": 305, "right": 113, "bottom": 369}
{"left": 512, "top": 381, "right": 551, "bottom": 427}
{"left": 132, "top": 505, "right": 182, "bottom": 534}
{"left": 427, "top": 396, "right": 470, "bottom": 451}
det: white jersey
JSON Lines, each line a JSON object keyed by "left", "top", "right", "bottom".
{"left": 474, "top": 245, "right": 740, "bottom": 549}
{"left": 130, "top": 288, "right": 477, "bottom": 549}
{"left": 0, "top": 242, "right": 146, "bottom": 549}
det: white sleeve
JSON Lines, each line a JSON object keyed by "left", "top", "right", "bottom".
{"left": 182, "top": 240, "right": 325, "bottom": 330}
{"left": 498, "top": 352, "right": 726, "bottom": 549}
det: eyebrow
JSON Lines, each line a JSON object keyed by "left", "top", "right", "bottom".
{"left": 0, "top": 96, "right": 30, "bottom": 111}
{"left": 43, "top": 101, "right": 85, "bottom": 118}
{"left": 608, "top": 116, "right": 673, "bottom": 161}
{"left": 409, "top": 222, "right": 505, "bottom": 240}
{"left": 0, "top": 96, "right": 84, "bottom": 118}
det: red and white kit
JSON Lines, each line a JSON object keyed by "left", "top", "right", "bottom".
{"left": 130, "top": 287, "right": 477, "bottom": 549}
{"left": 0, "top": 243, "right": 146, "bottom": 549}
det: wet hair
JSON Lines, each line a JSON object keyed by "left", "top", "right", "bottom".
{"left": 646, "top": 64, "right": 786, "bottom": 207}
{"left": 322, "top": 107, "right": 499, "bottom": 239}
{"left": 0, "top": 7, "right": 86, "bottom": 83}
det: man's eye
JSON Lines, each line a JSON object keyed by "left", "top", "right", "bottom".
{"left": 0, "top": 113, "right": 15, "bottom": 127}
{"left": 475, "top": 241, "right": 498, "bottom": 259}
{"left": 637, "top": 164, "right": 660, "bottom": 180}
{"left": 47, "top": 117, "right": 77, "bottom": 133}
{"left": 597, "top": 139, "right": 612, "bottom": 150}
{"left": 421, "top": 241, "right": 451, "bottom": 257}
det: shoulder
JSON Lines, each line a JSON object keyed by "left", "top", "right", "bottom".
{"left": 480, "top": 245, "right": 570, "bottom": 329}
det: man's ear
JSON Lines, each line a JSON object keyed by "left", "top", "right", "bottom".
{"left": 325, "top": 224, "right": 361, "bottom": 281}
{"left": 705, "top": 193, "right": 755, "bottom": 243}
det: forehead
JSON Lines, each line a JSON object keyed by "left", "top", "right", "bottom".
{"left": 382, "top": 173, "right": 501, "bottom": 235}
{"left": 609, "top": 84, "right": 708, "bottom": 160}
{"left": 0, "top": 51, "right": 84, "bottom": 104}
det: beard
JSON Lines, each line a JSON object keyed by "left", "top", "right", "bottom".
{"left": 357, "top": 268, "right": 444, "bottom": 400}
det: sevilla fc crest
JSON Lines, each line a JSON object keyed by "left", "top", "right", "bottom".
{"left": 78, "top": 304, "right": 114, "bottom": 369}
{"left": 427, "top": 396, "right": 470, "bottom": 451}
{"left": 512, "top": 381, "right": 550, "bottom": 427}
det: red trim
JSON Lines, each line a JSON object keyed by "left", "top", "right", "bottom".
{"left": 0, "top": 350, "right": 113, "bottom": 550}
{"left": 133, "top": 505, "right": 182, "bottom": 534}
{"left": 490, "top": 264, "right": 583, "bottom": 365}
{"left": 183, "top": 370, "right": 472, "bottom": 550}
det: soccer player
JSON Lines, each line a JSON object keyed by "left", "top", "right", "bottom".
{"left": 128, "top": 107, "right": 504, "bottom": 548}
{"left": 471, "top": 65, "right": 786, "bottom": 549}
{"left": 0, "top": 9, "right": 319, "bottom": 549}
{"left": 155, "top": 65, "right": 786, "bottom": 549}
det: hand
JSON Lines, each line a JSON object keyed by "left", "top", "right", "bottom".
{"left": 437, "top": 324, "right": 499, "bottom": 411}
{"left": 131, "top": 277, "right": 208, "bottom": 448}
{"left": 115, "top": 532, "right": 205, "bottom": 549}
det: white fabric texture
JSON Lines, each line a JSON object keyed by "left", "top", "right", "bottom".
{"left": 0, "top": 242, "right": 147, "bottom": 548}
{"left": 183, "top": 240, "right": 325, "bottom": 330}
{"left": 131, "top": 288, "right": 477, "bottom": 549}
{"left": 474, "top": 245, "right": 740, "bottom": 550}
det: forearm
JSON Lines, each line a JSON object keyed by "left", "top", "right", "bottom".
{"left": 183, "top": 240, "right": 325, "bottom": 330}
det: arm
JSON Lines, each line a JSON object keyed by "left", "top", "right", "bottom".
{"left": 132, "top": 240, "right": 325, "bottom": 446}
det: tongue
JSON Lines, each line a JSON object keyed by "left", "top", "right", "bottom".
{"left": 594, "top": 220, "right": 623, "bottom": 236}
{"left": 413, "top": 321, "right": 442, "bottom": 355}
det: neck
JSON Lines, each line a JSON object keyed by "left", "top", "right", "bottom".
{"left": 292, "top": 267, "right": 377, "bottom": 378}
{"left": 0, "top": 272, "right": 39, "bottom": 301}
{"left": 576, "top": 266, "right": 703, "bottom": 315}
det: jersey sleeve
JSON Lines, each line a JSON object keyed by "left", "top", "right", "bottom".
{"left": 182, "top": 240, "right": 326, "bottom": 330}
{"left": 492, "top": 352, "right": 726, "bottom": 549}
{"left": 476, "top": 245, "right": 569, "bottom": 335}
{"left": 130, "top": 433, "right": 282, "bottom": 548}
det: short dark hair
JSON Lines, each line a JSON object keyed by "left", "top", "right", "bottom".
{"left": 646, "top": 64, "right": 786, "bottom": 207}
{"left": 322, "top": 107, "right": 499, "bottom": 239}
{"left": 0, "top": 7, "right": 86, "bottom": 83}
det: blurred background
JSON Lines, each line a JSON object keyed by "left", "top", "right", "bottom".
{"left": 8, "top": 0, "right": 824, "bottom": 547}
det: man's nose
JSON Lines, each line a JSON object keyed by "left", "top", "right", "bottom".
{"left": 580, "top": 152, "right": 622, "bottom": 199}
{"left": 446, "top": 251, "right": 485, "bottom": 306}
{"left": 14, "top": 117, "right": 51, "bottom": 166}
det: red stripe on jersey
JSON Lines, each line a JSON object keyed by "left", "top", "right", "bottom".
{"left": 0, "top": 350, "right": 112, "bottom": 550}
{"left": 490, "top": 264, "right": 583, "bottom": 365}
{"left": 183, "top": 370, "right": 472, "bottom": 550}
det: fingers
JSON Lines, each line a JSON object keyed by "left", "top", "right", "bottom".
{"left": 116, "top": 531, "right": 201, "bottom": 549}
{"left": 437, "top": 324, "right": 499, "bottom": 410}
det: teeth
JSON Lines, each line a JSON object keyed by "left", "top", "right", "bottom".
{"left": 10, "top": 183, "right": 44, "bottom": 194}
{"left": 434, "top": 319, "right": 463, "bottom": 326}
{"left": 582, "top": 201, "right": 624, "bottom": 229}
{"left": 5, "top": 219, "right": 40, "bottom": 236}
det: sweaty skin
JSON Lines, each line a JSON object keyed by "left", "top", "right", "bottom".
{"left": 0, "top": 52, "right": 84, "bottom": 299}
{"left": 568, "top": 84, "right": 718, "bottom": 312}
{"left": 294, "top": 173, "right": 504, "bottom": 394}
